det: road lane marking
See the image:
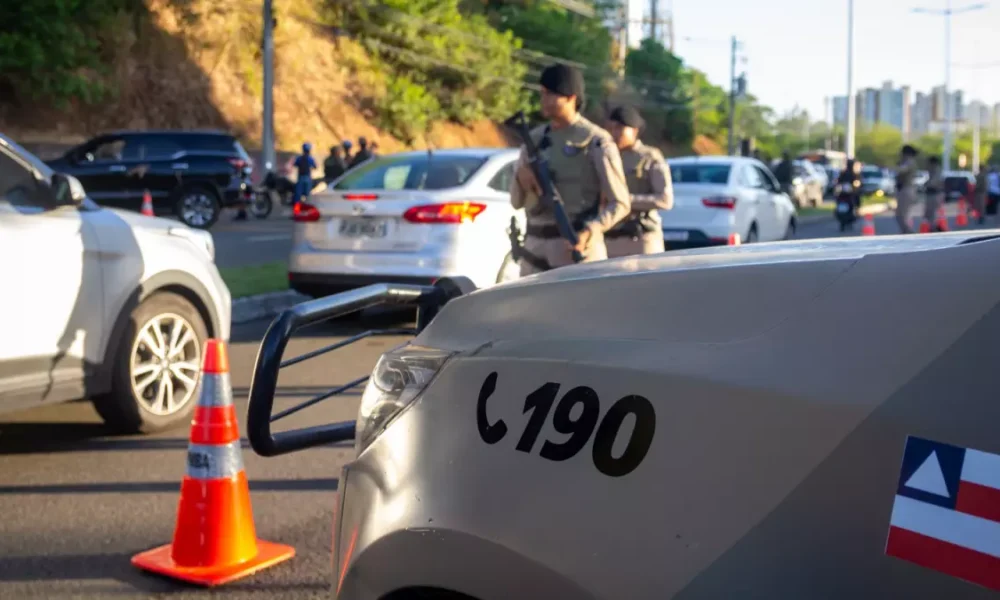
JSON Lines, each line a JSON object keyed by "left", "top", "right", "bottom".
{"left": 247, "top": 234, "right": 292, "bottom": 242}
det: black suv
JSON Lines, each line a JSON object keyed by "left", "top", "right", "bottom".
{"left": 46, "top": 130, "right": 253, "bottom": 229}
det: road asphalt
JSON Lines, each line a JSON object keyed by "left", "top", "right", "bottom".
{"left": 0, "top": 312, "right": 414, "bottom": 599}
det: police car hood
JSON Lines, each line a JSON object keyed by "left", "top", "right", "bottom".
{"left": 414, "top": 232, "right": 1000, "bottom": 357}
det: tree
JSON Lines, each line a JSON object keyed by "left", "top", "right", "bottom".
{"left": 621, "top": 39, "right": 692, "bottom": 143}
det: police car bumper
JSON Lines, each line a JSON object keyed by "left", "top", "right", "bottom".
{"left": 331, "top": 356, "right": 598, "bottom": 600}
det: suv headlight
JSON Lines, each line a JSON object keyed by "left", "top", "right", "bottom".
{"left": 356, "top": 345, "right": 453, "bottom": 454}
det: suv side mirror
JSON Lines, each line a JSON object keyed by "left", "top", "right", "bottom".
{"left": 52, "top": 173, "right": 87, "bottom": 206}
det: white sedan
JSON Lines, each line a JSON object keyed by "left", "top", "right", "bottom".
{"left": 288, "top": 148, "right": 523, "bottom": 296}
{"left": 661, "top": 156, "right": 798, "bottom": 247}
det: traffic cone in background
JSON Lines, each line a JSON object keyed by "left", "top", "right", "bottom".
{"left": 919, "top": 220, "right": 932, "bottom": 234}
{"left": 935, "top": 206, "right": 950, "bottom": 232}
{"left": 861, "top": 213, "right": 876, "bottom": 236}
{"left": 727, "top": 233, "right": 741, "bottom": 246}
{"left": 140, "top": 190, "right": 154, "bottom": 217}
{"left": 956, "top": 198, "right": 969, "bottom": 227}
{"left": 131, "top": 340, "right": 295, "bottom": 586}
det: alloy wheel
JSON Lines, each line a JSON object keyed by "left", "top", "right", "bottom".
{"left": 129, "top": 313, "right": 202, "bottom": 416}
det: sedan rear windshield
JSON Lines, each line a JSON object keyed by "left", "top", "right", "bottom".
{"left": 333, "top": 155, "right": 488, "bottom": 190}
{"left": 669, "top": 163, "right": 731, "bottom": 184}
{"left": 861, "top": 167, "right": 882, "bottom": 177}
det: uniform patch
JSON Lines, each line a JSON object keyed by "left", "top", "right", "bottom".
{"left": 885, "top": 435, "right": 1000, "bottom": 591}
{"left": 562, "top": 143, "right": 582, "bottom": 157}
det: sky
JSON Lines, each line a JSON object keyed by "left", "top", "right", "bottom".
{"left": 628, "top": 0, "right": 1000, "bottom": 121}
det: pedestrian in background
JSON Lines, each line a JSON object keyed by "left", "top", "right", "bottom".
{"left": 924, "top": 155, "right": 945, "bottom": 231}
{"left": 988, "top": 164, "right": 1000, "bottom": 223}
{"left": 324, "top": 145, "right": 347, "bottom": 184}
{"left": 773, "top": 151, "right": 794, "bottom": 197}
{"left": 341, "top": 140, "right": 354, "bottom": 166}
{"left": 510, "top": 63, "right": 631, "bottom": 275}
{"left": 349, "top": 136, "right": 372, "bottom": 168}
{"left": 604, "top": 105, "right": 672, "bottom": 258}
{"left": 894, "top": 145, "right": 919, "bottom": 233}
{"left": 292, "top": 142, "right": 317, "bottom": 208}
{"left": 974, "top": 164, "right": 988, "bottom": 225}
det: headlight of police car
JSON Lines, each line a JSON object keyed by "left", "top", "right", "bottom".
{"left": 356, "top": 345, "right": 454, "bottom": 454}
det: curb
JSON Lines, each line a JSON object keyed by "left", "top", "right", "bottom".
{"left": 797, "top": 201, "right": 894, "bottom": 226}
{"left": 231, "top": 289, "right": 309, "bottom": 325}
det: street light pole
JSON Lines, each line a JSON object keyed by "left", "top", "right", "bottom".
{"left": 845, "top": 0, "right": 856, "bottom": 159}
{"left": 262, "top": 0, "right": 276, "bottom": 173}
{"left": 912, "top": 1, "right": 987, "bottom": 170}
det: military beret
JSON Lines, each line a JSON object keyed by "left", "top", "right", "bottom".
{"left": 608, "top": 105, "right": 645, "bottom": 131}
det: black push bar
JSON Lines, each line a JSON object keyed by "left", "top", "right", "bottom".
{"left": 246, "top": 278, "right": 476, "bottom": 457}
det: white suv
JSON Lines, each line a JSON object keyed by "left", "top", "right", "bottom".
{"left": 0, "top": 133, "right": 231, "bottom": 433}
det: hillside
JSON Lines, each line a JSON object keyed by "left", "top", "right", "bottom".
{"left": 0, "top": 0, "right": 514, "bottom": 154}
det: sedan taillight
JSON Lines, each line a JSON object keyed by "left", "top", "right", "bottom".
{"left": 293, "top": 202, "right": 321, "bottom": 222}
{"left": 403, "top": 202, "right": 486, "bottom": 224}
{"left": 702, "top": 196, "right": 737, "bottom": 209}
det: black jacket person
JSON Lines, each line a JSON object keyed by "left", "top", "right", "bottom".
{"left": 509, "top": 63, "right": 631, "bottom": 275}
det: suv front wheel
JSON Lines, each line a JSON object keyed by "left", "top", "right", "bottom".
{"left": 93, "top": 291, "right": 209, "bottom": 433}
{"left": 174, "top": 184, "right": 221, "bottom": 229}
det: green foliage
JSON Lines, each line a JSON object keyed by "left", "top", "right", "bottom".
{"left": 854, "top": 124, "right": 903, "bottom": 166}
{"left": 622, "top": 39, "right": 692, "bottom": 144}
{"left": 377, "top": 74, "right": 442, "bottom": 143}
{"left": 0, "top": 0, "right": 133, "bottom": 107}
{"left": 342, "top": 0, "right": 529, "bottom": 133}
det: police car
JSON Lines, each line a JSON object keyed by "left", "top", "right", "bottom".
{"left": 248, "top": 230, "right": 1000, "bottom": 599}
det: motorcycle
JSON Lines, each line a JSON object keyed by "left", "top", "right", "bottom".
{"left": 835, "top": 181, "right": 858, "bottom": 232}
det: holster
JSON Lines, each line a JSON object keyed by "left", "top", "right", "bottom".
{"left": 508, "top": 219, "right": 552, "bottom": 272}
{"left": 607, "top": 212, "right": 657, "bottom": 239}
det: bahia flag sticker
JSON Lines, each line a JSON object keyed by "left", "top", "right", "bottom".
{"left": 886, "top": 435, "right": 1000, "bottom": 591}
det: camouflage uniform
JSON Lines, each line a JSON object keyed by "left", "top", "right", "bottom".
{"left": 894, "top": 157, "right": 918, "bottom": 234}
{"left": 510, "top": 114, "right": 631, "bottom": 276}
{"left": 923, "top": 164, "right": 945, "bottom": 229}
{"left": 605, "top": 140, "right": 673, "bottom": 258}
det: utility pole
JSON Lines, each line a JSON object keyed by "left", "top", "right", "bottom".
{"left": 846, "top": 0, "right": 856, "bottom": 159}
{"left": 727, "top": 35, "right": 737, "bottom": 155}
{"left": 912, "top": 1, "right": 987, "bottom": 170}
{"left": 617, "top": 0, "right": 628, "bottom": 75}
{"left": 650, "top": 0, "right": 659, "bottom": 43}
{"left": 262, "top": 0, "right": 276, "bottom": 173}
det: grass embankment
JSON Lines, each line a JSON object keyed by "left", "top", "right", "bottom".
{"left": 218, "top": 261, "right": 288, "bottom": 299}
{"left": 797, "top": 193, "right": 893, "bottom": 219}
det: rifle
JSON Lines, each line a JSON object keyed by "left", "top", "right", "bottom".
{"left": 503, "top": 111, "right": 584, "bottom": 263}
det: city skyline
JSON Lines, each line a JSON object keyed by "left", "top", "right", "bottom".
{"left": 831, "top": 82, "right": 1000, "bottom": 138}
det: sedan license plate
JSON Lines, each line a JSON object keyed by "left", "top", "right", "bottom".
{"left": 662, "top": 231, "right": 689, "bottom": 241}
{"left": 339, "top": 217, "right": 388, "bottom": 238}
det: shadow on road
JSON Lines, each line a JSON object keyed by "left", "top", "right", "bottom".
{"left": 0, "top": 478, "right": 338, "bottom": 495}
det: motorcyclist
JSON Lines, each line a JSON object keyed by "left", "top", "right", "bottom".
{"left": 773, "top": 151, "right": 794, "bottom": 197}
{"left": 834, "top": 159, "right": 862, "bottom": 231}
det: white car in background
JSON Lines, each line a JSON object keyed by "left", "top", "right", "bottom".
{"left": 661, "top": 156, "right": 798, "bottom": 247}
{"left": 0, "top": 133, "right": 231, "bottom": 433}
{"left": 289, "top": 148, "right": 523, "bottom": 296}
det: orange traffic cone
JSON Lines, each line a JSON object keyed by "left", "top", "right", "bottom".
{"left": 861, "top": 213, "right": 876, "bottom": 236}
{"left": 131, "top": 340, "right": 295, "bottom": 586}
{"left": 141, "top": 190, "right": 154, "bottom": 217}
{"left": 919, "top": 220, "right": 931, "bottom": 233}
{"left": 956, "top": 198, "right": 969, "bottom": 227}
{"left": 935, "top": 205, "right": 950, "bottom": 232}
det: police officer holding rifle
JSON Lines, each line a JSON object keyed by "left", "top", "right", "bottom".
{"left": 508, "top": 63, "right": 631, "bottom": 276}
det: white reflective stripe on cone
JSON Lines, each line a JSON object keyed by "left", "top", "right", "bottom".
{"left": 197, "top": 373, "right": 234, "bottom": 408}
{"left": 186, "top": 441, "right": 245, "bottom": 480}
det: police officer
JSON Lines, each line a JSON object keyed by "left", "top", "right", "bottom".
{"left": 974, "top": 165, "right": 988, "bottom": 225}
{"left": 292, "top": 142, "right": 317, "bottom": 208}
{"left": 894, "top": 144, "right": 919, "bottom": 233}
{"left": 604, "top": 105, "right": 672, "bottom": 258}
{"left": 924, "top": 155, "right": 945, "bottom": 231}
{"left": 510, "top": 64, "right": 631, "bottom": 276}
